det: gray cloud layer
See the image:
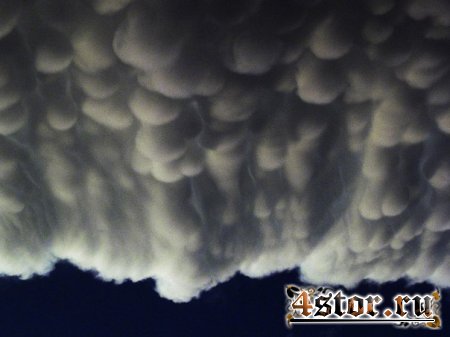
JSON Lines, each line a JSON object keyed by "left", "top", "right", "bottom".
{"left": 0, "top": 0, "right": 450, "bottom": 301}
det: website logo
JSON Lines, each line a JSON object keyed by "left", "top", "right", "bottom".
{"left": 285, "top": 285, "right": 441, "bottom": 330}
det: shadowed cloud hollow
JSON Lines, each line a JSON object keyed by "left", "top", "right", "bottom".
{"left": 0, "top": 0, "right": 450, "bottom": 301}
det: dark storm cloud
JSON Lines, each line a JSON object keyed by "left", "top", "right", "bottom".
{"left": 0, "top": 0, "right": 450, "bottom": 301}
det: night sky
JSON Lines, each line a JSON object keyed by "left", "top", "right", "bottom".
{"left": 0, "top": 263, "right": 447, "bottom": 337}
{"left": 1, "top": 0, "right": 450, "bottom": 336}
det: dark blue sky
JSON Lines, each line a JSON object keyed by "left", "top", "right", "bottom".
{"left": 0, "top": 263, "right": 447, "bottom": 337}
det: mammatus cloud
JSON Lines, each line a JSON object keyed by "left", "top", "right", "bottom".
{"left": 0, "top": 0, "right": 449, "bottom": 301}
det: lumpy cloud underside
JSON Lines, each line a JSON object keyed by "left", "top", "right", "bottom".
{"left": 0, "top": 0, "right": 450, "bottom": 301}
